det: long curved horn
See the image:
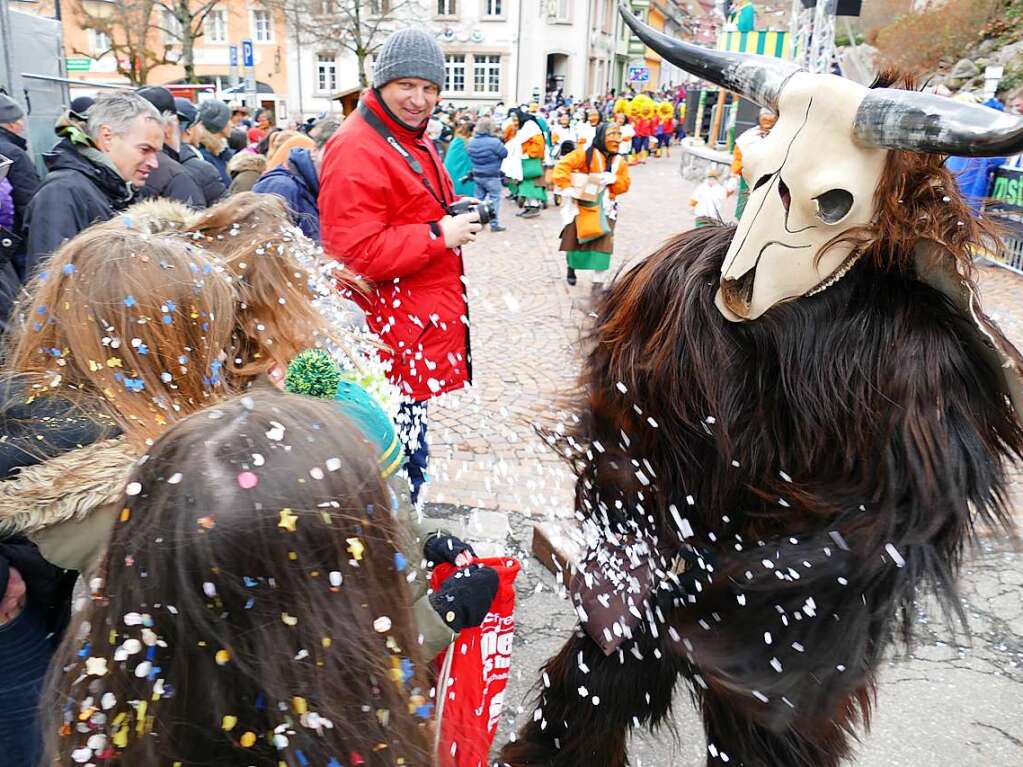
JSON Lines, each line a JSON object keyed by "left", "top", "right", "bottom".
{"left": 618, "top": 2, "right": 800, "bottom": 110}
{"left": 855, "top": 88, "right": 1023, "bottom": 157}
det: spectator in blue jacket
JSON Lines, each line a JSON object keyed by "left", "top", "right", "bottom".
{"left": 251, "top": 118, "right": 340, "bottom": 241}
{"left": 946, "top": 97, "right": 1007, "bottom": 214}
{"left": 467, "top": 116, "right": 508, "bottom": 232}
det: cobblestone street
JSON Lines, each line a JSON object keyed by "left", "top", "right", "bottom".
{"left": 428, "top": 159, "right": 698, "bottom": 516}
{"left": 424, "top": 159, "right": 1023, "bottom": 766}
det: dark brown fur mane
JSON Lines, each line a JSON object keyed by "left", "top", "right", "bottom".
{"left": 560, "top": 223, "right": 1021, "bottom": 648}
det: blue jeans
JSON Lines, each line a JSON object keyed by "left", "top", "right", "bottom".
{"left": 474, "top": 176, "right": 503, "bottom": 230}
{"left": 0, "top": 605, "right": 55, "bottom": 767}
{"left": 396, "top": 401, "right": 429, "bottom": 505}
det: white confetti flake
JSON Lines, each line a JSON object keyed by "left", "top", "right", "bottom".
{"left": 668, "top": 505, "right": 693, "bottom": 539}
{"left": 885, "top": 543, "right": 905, "bottom": 568}
{"left": 502, "top": 293, "right": 520, "bottom": 312}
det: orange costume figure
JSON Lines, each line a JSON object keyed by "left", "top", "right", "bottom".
{"left": 628, "top": 94, "right": 656, "bottom": 162}
{"left": 552, "top": 123, "right": 630, "bottom": 288}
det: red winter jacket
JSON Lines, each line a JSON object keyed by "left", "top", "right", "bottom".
{"left": 319, "top": 89, "right": 471, "bottom": 401}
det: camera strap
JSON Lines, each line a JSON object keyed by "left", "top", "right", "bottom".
{"left": 359, "top": 102, "right": 448, "bottom": 210}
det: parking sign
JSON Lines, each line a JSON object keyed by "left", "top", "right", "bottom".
{"left": 241, "top": 39, "right": 254, "bottom": 68}
{"left": 229, "top": 45, "right": 239, "bottom": 67}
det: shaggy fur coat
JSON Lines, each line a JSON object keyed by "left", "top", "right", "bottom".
{"left": 499, "top": 225, "right": 1023, "bottom": 767}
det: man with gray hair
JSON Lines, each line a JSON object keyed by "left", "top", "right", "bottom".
{"left": 23, "top": 91, "right": 163, "bottom": 274}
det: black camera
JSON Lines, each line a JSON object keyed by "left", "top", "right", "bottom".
{"left": 448, "top": 198, "right": 495, "bottom": 227}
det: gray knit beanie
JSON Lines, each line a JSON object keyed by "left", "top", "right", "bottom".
{"left": 0, "top": 94, "right": 25, "bottom": 124}
{"left": 198, "top": 99, "right": 231, "bottom": 134}
{"left": 372, "top": 28, "right": 445, "bottom": 90}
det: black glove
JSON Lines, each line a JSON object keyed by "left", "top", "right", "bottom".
{"left": 429, "top": 564, "right": 499, "bottom": 632}
{"left": 423, "top": 533, "right": 476, "bottom": 567}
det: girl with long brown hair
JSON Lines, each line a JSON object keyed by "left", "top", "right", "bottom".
{"left": 174, "top": 192, "right": 401, "bottom": 416}
{"left": 43, "top": 390, "right": 436, "bottom": 766}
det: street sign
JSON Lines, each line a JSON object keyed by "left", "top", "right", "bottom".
{"left": 229, "top": 44, "right": 240, "bottom": 88}
{"left": 66, "top": 57, "right": 91, "bottom": 72}
{"left": 241, "top": 39, "right": 254, "bottom": 68}
{"left": 627, "top": 65, "right": 650, "bottom": 83}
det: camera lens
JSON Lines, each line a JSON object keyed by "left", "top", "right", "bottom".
{"left": 476, "top": 202, "right": 492, "bottom": 226}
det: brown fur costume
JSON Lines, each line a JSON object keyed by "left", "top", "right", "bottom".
{"left": 499, "top": 216, "right": 1023, "bottom": 765}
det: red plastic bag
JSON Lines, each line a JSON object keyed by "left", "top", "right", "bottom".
{"left": 431, "top": 557, "right": 521, "bottom": 767}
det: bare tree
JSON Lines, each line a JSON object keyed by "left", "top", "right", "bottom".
{"left": 73, "top": 0, "right": 174, "bottom": 86}
{"left": 269, "top": 0, "right": 422, "bottom": 88}
{"left": 153, "top": 0, "right": 222, "bottom": 84}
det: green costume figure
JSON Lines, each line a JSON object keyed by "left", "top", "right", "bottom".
{"left": 444, "top": 132, "right": 475, "bottom": 197}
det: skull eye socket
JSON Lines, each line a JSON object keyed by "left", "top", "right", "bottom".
{"left": 814, "top": 189, "right": 854, "bottom": 225}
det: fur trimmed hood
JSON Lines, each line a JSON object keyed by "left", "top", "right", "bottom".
{"left": 0, "top": 438, "right": 137, "bottom": 537}
{"left": 228, "top": 150, "right": 266, "bottom": 177}
{"left": 201, "top": 130, "right": 228, "bottom": 156}
{"left": 124, "top": 196, "right": 200, "bottom": 233}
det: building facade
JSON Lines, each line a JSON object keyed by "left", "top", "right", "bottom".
{"left": 11, "top": 0, "right": 291, "bottom": 115}
{"left": 288, "top": 0, "right": 634, "bottom": 119}
{"left": 8, "top": 0, "right": 711, "bottom": 125}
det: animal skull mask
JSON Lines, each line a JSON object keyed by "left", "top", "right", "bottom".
{"left": 620, "top": 4, "right": 1023, "bottom": 322}
{"left": 718, "top": 73, "right": 887, "bottom": 320}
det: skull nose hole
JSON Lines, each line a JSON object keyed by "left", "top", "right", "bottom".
{"left": 778, "top": 178, "right": 791, "bottom": 215}
{"left": 721, "top": 265, "right": 757, "bottom": 315}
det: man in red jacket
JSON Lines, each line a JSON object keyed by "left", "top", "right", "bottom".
{"left": 319, "top": 28, "right": 482, "bottom": 505}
